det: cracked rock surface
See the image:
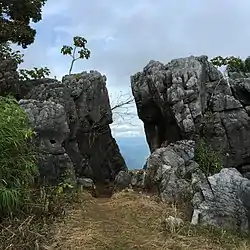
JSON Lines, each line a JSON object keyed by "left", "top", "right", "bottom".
{"left": 18, "top": 71, "right": 127, "bottom": 184}
{"left": 131, "top": 55, "right": 250, "bottom": 171}
{"left": 145, "top": 140, "right": 250, "bottom": 232}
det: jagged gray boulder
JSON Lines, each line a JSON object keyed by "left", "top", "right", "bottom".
{"left": 18, "top": 71, "right": 127, "bottom": 183}
{"left": 77, "top": 177, "right": 94, "bottom": 188}
{"left": 114, "top": 169, "right": 147, "bottom": 190}
{"left": 113, "top": 169, "right": 147, "bottom": 191}
{"left": 145, "top": 140, "right": 250, "bottom": 232}
{"left": 114, "top": 170, "right": 131, "bottom": 190}
{"left": 77, "top": 177, "right": 97, "bottom": 196}
{"left": 129, "top": 169, "right": 146, "bottom": 188}
{"left": 131, "top": 55, "right": 250, "bottom": 173}
{"left": 145, "top": 140, "right": 196, "bottom": 202}
{"left": 191, "top": 168, "right": 250, "bottom": 233}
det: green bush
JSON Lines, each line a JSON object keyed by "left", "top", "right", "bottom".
{"left": 210, "top": 55, "right": 250, "bottom": 73}
{"left": 0, "top": 96, "right": 38, "bottom": 216}
{"left": 194, "top": 139, "right": 223, "bottom": 176}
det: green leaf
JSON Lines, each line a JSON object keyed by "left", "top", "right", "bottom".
{"left": 61, "top": 36, "right": 91, "bottom": 74}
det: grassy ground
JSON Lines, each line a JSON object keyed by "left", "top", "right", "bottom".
{"left": 0, "top": 187, "right": 81, "bottom": 250}
{"left": 41, "top": 190, "right": 250, "bottom": 250}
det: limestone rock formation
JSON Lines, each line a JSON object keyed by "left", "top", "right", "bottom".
{"left": 19, "top": 71, "right": 127, "bottom": 183}
{"left": 145, "top": 140, "right": 196, "bottom": 202}
{"left": 19, "top": 99, "right": 76, "bottom": 185}
{"left": 113, "top": 169, "right": 147, "bottom": 191}
{"left": 145, "top": 139, "right": 250, "bottom": 232}
{"left": 191, "top": 168, "right": 250, "bottom": 233}
{"left": 114, "top": 170, "right": 131, "bottom": 191}
{"left": 129, "top": 169, "right": 146, "bottom": 189}
{"left": 131, "top": 55, "right": 250, "bottom": 171}
{"left": 77, "top": 177, "right": 97, "bottom": 196}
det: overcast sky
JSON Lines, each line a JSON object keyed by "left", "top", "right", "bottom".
{"left": 20, "top": 0, "right": 250, "bottom": 138}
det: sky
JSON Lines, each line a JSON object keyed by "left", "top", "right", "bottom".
{"left": 19, "top": 0, "right": 250, "bottom": 139}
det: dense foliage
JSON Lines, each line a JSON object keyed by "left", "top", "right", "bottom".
{"left": 0, "top": 42, "right": 24, "bottom": 64}
{"left": 19, "top": 66, "right": 50, "bottom": 80}
{"left": 0, "top": 0, "right": 47, "bottom": 48}
{"left": 0, "top": 97, "right": 38, "bottom": 216}
{"left": 210, "top": 55, "right": 250, "bottom": 73}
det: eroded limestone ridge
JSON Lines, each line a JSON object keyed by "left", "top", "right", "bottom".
{"left": 131, "top": 55, "right": 250, "bottom": 172}
{"left": 18, "top": 71, "right": 127, "bottom": 184}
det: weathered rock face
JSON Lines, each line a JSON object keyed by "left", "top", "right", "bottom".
{"left": 113, "top": 169, "right": 147, "bottom": 191}
{"left": 77, "top": 177, "right": 97, "bottom": 196}
{"left": 131, "top": 55, "right": 250, "bottom": 170}
{"left": 18, "top": 71, "right": 127, "bottom": 183}
{"left": 114, "top": 170, "right": 131, "bottom": 191}
{"left": 192, "top": 168, "right": 250, "bottom": 233}
{"left": 145, "top": 139, "right": 250, "bottom": 232}
{"left": 19, "top": 99, "right": 76, "bottom": 185}
{"left": 129, "top": 169, "right": 146, "bottom": 189}
{"left": 145, "top": 140, "right": 196, "bottom": 202}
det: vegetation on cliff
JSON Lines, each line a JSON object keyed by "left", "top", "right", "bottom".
{"left": 0, "top": 97, "right": 37, "bottom": 216}
{"left": 194, "top": 138, "right": 223, "bottom": 176}
{"left": 211, "top": 55, "right": 250, "bottom": 73}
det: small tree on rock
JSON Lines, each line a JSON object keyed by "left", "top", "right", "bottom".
{"left": 61, "top": 36, "right": 91, "bottom": 75}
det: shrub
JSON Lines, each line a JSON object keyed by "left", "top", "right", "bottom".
{"left": 18, "top": 66, "right": 51, "bottom": 81}
{"left": 194, "top": 138, "right": 223, "bottom": 176}
{"left": 0, "top": 96, "right": 38, "bottom": 216}
{"left": 210, "top": 55, "right": 250, "bottom": 73}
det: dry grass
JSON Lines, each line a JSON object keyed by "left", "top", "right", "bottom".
{"left": 0, "top": 187, "right": 82, "bottom": 250}
{"left": 44, "top": 189, "right": 250, "bottom": 250}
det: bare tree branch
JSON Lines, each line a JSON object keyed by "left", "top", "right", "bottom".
{"left": 87, "top": 92, "right": 135, "bottom": 150}
{"left": 111, "top": 96, "right": 134, "bottom": 111}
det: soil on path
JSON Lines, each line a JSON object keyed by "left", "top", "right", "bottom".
{"left": 45, "top": 190, "right": 168, "bottom": 250}
{"left": 44, "top": 190, "right": 250, "bottom": 250}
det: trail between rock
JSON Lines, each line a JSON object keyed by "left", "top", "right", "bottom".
{"left": 45, "top": 191, "right": 168, "bottom": 250}
{"left": 44, "top": 191, "right": 239, "bottom": 250}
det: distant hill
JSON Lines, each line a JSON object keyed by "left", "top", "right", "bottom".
{"left": 116, "top": 136, "right": 150, "bottom": 169}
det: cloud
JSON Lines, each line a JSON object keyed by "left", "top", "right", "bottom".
{"left": 19, "top": 0, "right": 250, "bottom": 137}
{"left": 111, "top": 123, "right": 144, "bottom": 138}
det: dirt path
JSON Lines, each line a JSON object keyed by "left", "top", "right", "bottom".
{"left": 44, "top": 191, "right": 250, "bottom": 250}
{"left": 45, "top": 191, "right": 168, "bottom": 250}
